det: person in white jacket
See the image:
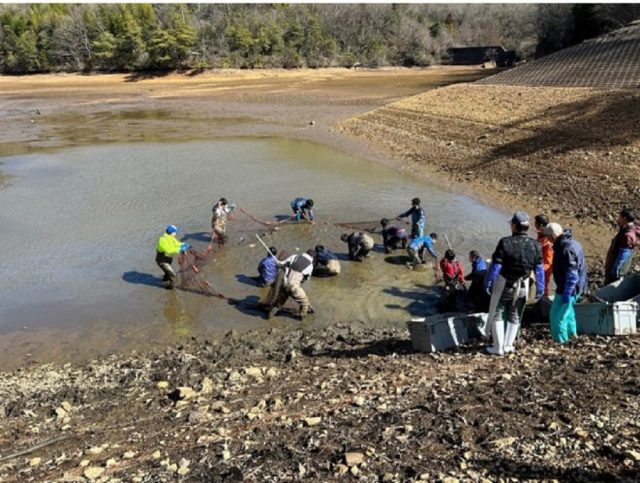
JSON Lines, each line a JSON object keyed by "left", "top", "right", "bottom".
{"left": 267, "top": 250, "right": 315, "bottom": 320}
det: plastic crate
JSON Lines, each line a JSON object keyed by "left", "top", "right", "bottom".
{"left": 574, "top": 300, "right": 637, "bottom": 336}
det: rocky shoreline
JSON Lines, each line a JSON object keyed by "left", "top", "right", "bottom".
{"left": 1, "top": 324, "right": 639, "bottom": 481}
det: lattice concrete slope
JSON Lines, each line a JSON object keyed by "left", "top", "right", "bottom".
{"left": 478, "top": 21, "right": 640, "bottom": 88}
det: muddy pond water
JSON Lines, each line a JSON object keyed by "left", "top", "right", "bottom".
{"left": 0, "top": 137, "right": 510, "bottom": 368}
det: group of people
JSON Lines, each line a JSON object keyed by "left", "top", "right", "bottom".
{"left": 154, "top": 194, "right": 639, "bottom": 351}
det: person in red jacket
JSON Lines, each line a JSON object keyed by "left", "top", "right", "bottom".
{"left": 439, "top": 249, "right": 466, "bottom": 311}
{"left": 535, "top": 214, "right": 554, "bottom": 296}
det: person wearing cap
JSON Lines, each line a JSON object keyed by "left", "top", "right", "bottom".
{"left": 380, "top": 218, "right": 409, "bottom": 253}
{"left": 267, "top": 249, "right": 316, "bottom": 320}
{"left": 604, "top": 208, "right": 639, "bottom": 285}
{"left": 534, "top": 214, "right": 554, "bottom": 296}
{"left": 544, "top": 222, "right": 587, "bottom": 344}
{"left": 211, "top": 197, "right": 236, "bottom": 244}
{"left": 256, "top": 246, "right": 279, "bottom": 287}
{"left": 397, "top": 197, "right": 426, "bottom": 239}
{"left": 484, "top": 211, "right": 544, "bottom": 355}
{"left": 156, "top": 225, "right": 189, "bottom": 290}
{"left": 406, "top": 233, "right": 438, "bottom": 270}
{"left": 313, "top": 245, "right": 341, "bottom": 277}
{"left": 290, "top": 197, "right": 315, "bottom": 223}
{"left": 341, "top": 232, "right": 374, "bottom": 262}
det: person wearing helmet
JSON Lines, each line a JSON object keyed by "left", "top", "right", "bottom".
{"left": 341, "top": 232, "right": 374, "bottom": 261}
{"left": 211, "top": 197, "right": 236, "bottom": 244}
{"left": 156, "top": 225, "right": 189, "bottom": 290}
{"left": 380, "top": 218, "right": 409, "bottom": 254}
{"left": 397, "top": 197, "right": 426, "bottom": 239}
{"left": 290, "top": 197, "right": 315, "bottom": 223}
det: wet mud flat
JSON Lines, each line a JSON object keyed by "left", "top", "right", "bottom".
{"left": 1, "top": 324, "right": 639, "bottom": 482}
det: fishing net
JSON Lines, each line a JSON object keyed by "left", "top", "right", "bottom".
{"left": 177, "top": 247, "right": 226, "bottom": 298}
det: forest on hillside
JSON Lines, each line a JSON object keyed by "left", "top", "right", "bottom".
{"left": 0, "top": 3, "right": 638, "bottom": 74}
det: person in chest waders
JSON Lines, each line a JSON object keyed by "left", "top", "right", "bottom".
{"left": 211, "top": 197, "right": 236, "bottom": 244}
{"left": 484, "top": 211, "right": 545, "bottom": 355}
{"left": 156, "top": 225, "right": 189, "bottom": 290}
{"left": 267, "top": 250, "right": 316, "bottom": 320}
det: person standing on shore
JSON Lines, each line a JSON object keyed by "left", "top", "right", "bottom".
{"left": 604, "top": 208, "right": 639, "bottom": 285}
{"left": 156, "top": 225, "right": 189, "bottom": 290}
{"left": 290, "top": 197, "right": 315, "bottom": 223}
{"left": 534, "top": 214, "right": 554, "bottom": 296}
{"left": 380, "top": 218, "right": 409, "bottom": 253}
{"left": 397, "top": 197, "right": 426, "bottom": 239}
{"left": 484, "top": 211, "right": 544, "bottom": 355}
{"left": 211, "top": 197, "right": 236, "bottom": 244}
{"left": 544, "top": 223, "right": 587, "bottom": 344}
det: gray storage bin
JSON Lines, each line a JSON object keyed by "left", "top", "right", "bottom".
{"left": 408, "top": 313, "right": 486, "bottom": 352}
{"left": 574, "top": 300, "right": 637, "bottom": 336}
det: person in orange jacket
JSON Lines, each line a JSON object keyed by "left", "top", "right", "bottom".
{"left": 535, "top": 214, "right": 554, "bottom": 296}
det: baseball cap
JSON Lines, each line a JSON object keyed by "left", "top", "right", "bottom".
{"left": 509, "top": 211, "right": 529, "bottom": 225}
{"left": 543, "top": 222, "right": 563, "bottom": 238}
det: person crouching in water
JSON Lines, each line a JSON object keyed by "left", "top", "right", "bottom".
{"left": 156, "top": 225, "right": 189, "bottom": 290}
{"left": 341, "top": 232, "right": 374, "bottom": 261}
{"left": 313, "top": 245, "right": 341, "bottom": 277}
{"left": 439, "top": 249, "right": 466, "bottom": 311}
{"left": 256, "top": 246, "right": 279, "bottom": 287}
{"left": 211, "top": 197, "right": 236, "bottom": 244}
{"left": 406, "top": 233, "right": 438, "bottom": 271}
{"left": 290, "top": 197, "right": 315, "bottom": 223}
{"left": 484, "top": 211, "right": 544, "bottom": 355}
{"left": 380, "top": 218, "right": 409, "bottom": 253}
{"left": 267, "top": 249, "right": 316, "bottom": 320}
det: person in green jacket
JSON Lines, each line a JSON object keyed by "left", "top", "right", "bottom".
{"left": 156, "top": 225, "right": 189, "bottom": 290}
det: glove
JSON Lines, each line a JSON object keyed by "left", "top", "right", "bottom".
{"left": 561, "top": 269, "right": 579, "bottom": 305}
{"left": 228, "top": 203, "right": 237, "bottom": 212}
{"left": 180, "top": 243, "right": 190, "bottom": 253}
{"left": 534, "top": 263, "right": 545, "bottom": 301}
{"left": 612, "top": 248, "right": 633, "bottom": 279}
{"left": 561, "top": 293, "right": 571, "bottom": 304}
{"left": 484, "top": 263, "right": 501, "bottom": 295}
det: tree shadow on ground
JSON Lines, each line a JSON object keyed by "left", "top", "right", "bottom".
{"left": 122, "top": 271, "right": 164, "bottom": 288}
{"left": 470, "top": 92, "right": 640, "bottom": 170}
{"left": 124, "top": 70, "right": 172, "bottom": 83}
{"left": 470, "top": 456, "right": 633, "bottom": 482}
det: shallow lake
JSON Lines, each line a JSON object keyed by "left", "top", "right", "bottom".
{"left": 0, "top": 137, "right": 510, "bottom": 368}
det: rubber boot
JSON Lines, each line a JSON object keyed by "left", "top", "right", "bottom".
{"left": 486, "top": 317, "right": 505, "bottom": 356}
{"left": 504, "top": 322, "right": 519, "bottom": 353}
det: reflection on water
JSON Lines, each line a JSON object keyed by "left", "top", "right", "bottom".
{"left": 0, "top": 137, "right": 510, "bottom": 368}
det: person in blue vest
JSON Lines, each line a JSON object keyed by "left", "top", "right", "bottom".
{"left": 544, "top": 222, "right": 588, "bottom": 344}
{"left": 256, "top": 246, "right": 279, "bottom": 287}
{"left": 397, "top": 197, "right": 426, "bottom": 239}
{"left": 406, "top": 233, "right": 438, "bottom": 269}
{"left": 290, "top": 197, "right": 315, "bottom": 223}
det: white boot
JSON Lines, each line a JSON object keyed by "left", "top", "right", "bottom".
{"left": 486, "top": 316, "right": 505, "bottom": 356}
{"left": 504, "top": 322, "right": 519, "bottom": 353}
